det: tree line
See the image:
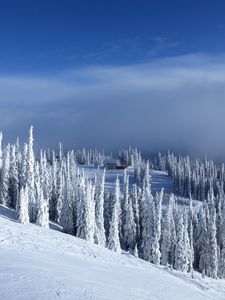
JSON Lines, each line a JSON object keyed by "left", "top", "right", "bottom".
{"left": 0, "top": 128, "right": 225, "bottom": 279}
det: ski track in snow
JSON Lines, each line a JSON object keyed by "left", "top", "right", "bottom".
{"left": 1, "top": 205, "right": 225, "bottom": 300}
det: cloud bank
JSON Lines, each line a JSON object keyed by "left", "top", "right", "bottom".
{"left": 1, "top": 53, "right": 225, "bottom": 158}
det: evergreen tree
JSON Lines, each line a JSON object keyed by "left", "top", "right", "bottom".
{"left": 123, "top": 197, "right": 136, "bottom": 252}
{"left": 16, "top": 186, "right": 29, "bottom": 224}
{"left": 141, "top": 177, "right": 154, "bottom": 261}
{"left": 174, "top": 211, "right": 188, "bottom": 272}
{"left": 9, "top": 145, "right": 19, "bottom": 208}
{"left": 108, "top": 176, "right": 121, "bottom": 252}
{"left": 60, "top": 157, "right": 74, "bottom": 235}
{"left": 1, "top": 144, "right": 10, "bottom": 206}
{"left": 49, "top": 151, "right": 57, "bottom": 221}
{"left": 161, "top": 194, "right": 176, "bottom": 267}
{"left": 26, "top": 126, "right": 36, "bottom": 222}
{"left": 188, "top": 197, "right": 194, "bottom": 272}
{"left": 151, "top": 188, "right": 163, "bottom": 265}
{"left": 55, "top": 160, "right": 64, "bottom": 223}
{"left": 196, "top": 204, "right": 208, "bottom": 275}
{"left": 207, "top": 191, "right": 218, "bottom": 278}
{"left": 121, "top": 170, "right": 129, "bottom": 248}
{"left": 36, "top": 186, "right": 49, "bottom": 228}
{"left": 94, "top": 169, "right": 106, "bottom": 246}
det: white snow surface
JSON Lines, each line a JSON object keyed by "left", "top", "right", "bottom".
{"left": 1, "top": 205, "right": 225, "bottom": 300}
{"left": 81, "top": 166, "right": 174, "bottom": 194}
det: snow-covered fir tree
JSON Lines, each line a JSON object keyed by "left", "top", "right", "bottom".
{"left": 123, "top": 196, "right": 136, "bottom": 253}
{"left": 9, "top": 145, "right": 19, "bottom": 208}
{"left": 161, "top": 194, "right": 176, "bottom": 267}
{"left": 94, "top": 169, "right": 106, "bottom": 246}
{"left": 141, "top": 176, "right": 154, "bottom": 261}
{"left": 174, "top": 210, "right": 189, "bottom": 272}
{"left": 26, "top": 126, "right": 36, "bottom": 222}
{"left": 1, "top": 144, "right": 10, "bottom": 206}
{"left": 60, "top": 155, "right": 74, "bottom": 235}
{"left": 16, "top": 185, "right": 29, "bottom": 224}
{"left": 151, "top": 188, "right": 163, "bottom": 265}
{"left": 108, "top": 176, "right": 121, "bottom": 252}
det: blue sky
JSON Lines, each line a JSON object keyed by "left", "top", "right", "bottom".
{"left": 1, "top": 1, "right": 225, "bottom": 157}
{"left": 0, "top": 0, "right": 225, "bottom": 72}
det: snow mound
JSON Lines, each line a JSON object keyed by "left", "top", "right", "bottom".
{"left": 0, "top": 205, "right": 225, "bottom": 300}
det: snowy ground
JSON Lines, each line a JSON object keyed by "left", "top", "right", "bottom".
{"left": 80, "top": 165, "right": 173, "bottom": 194}
{"left": 1, "top": 205, "right": 225, "bottom": 300}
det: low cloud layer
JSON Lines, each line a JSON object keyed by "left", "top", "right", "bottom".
{"left": 1, "top": 53, "right": 225, "bottom": 158}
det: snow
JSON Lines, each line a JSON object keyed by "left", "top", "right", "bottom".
{"left": 81, "top": 165, "right": 173, "bottom": 194}
{"left": 1, "top": 205, "right": 225, "bottom": 300}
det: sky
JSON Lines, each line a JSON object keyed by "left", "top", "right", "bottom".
{"left": 1, "top": 0, "right": 225, "bottom": 158}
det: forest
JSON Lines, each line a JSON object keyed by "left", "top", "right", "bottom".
{"left": 1, "top": 127, "right": 225, "bottom": 279}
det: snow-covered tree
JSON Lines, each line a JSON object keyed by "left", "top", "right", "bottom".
{"left": 141, "top": 177, "right": 154, "bottom": 261}
{"left": 9, "top": 145, "right": 19, "bottom": 208}
{"left": 123, "top": 197, "right": 136, "bottom": 252}
{"left": 36, "top": 171, "right": 49, "bottom": 228}
{"left": 36, "top": 189, "right": 49, "bottom": 228}
{"left": 174, "top": 211, "right": 188, "bottom": 272}
{"left": 161, "top": 194, "right": 176, "bottom": 267}
{"left": 94, "top": 169, "right": 106, "bottom": 246}
{"left": 16, "top": 186, "right": 29, "bottom": 224}
{"left": 60, "top": 156, "right": 74, "bottom": 235}
{"left": 108, "top": 176, "right": 121, "bottom": 252}
{"left": 196, "top": 203, "right": 208, "bottom": 275}
{"left": 151, "top": 188, "right": 163, "bottom": 265}
{"left": 206, "top": 190, "right": 218, "bottom": 278}
{"left": 26, "top": 126, "right": 36, "bottom": 222}
{"left": 1, "top": 144, "right": 10, "bottom": 206}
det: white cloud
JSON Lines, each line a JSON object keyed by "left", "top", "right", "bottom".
{"left": 1, "top": 53, "right": 225, "bottom": 158}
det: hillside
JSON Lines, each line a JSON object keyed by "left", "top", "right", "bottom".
{"left": 0, "top": 205, "right": 225, "bottom": 300}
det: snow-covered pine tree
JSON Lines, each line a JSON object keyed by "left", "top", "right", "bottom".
{"left": 196, "top": 203, "right": 207, "bottom": 274}
{"left": 1, "top": 144, "right": 10, "bottom": 206}
{"left": 206, "top": 190, "right": 218, "bottom": 278}
{"left": 94, "top": 169, "right": 106, "bottom": 246}
{"left": 131, "top": 184, "right": 140, "bottom": 243}
{"left": 151, "top": 188, "right": 163, "bottom": 265}
{"left": 121, "top": 170, "right": 129, "bottom": 249}
{"left": 55, "top": 158, "right": 64, "bottom": 223}
{"left": 60, "top": 155, "right": 74, "bottom": 235}
{"left": 9, "top": 145, "right": 19, "bottom": 208}
{"left": 16, "top": 186, "right": 29, "bottom": 224}
{"left": 84, "top": 180, "right": 96, "bottom": 242}
{"left": 174, "top": 210, "right": 188, "bottom": 272}
{"left": 188, "top": 197, "right": 194, "bottom": 272}
{"left": 26, "top": 126, "right": 36, "bottom": 222}
{"left": 36, "top": 185, "right": 49, "bottom": 228}
{"left": 20, "top": 143, "right": 28, "bottom": 188}
{"left": 141, "top": 176, "right": 154, "bottom": 261}
{"left": 161, "top": 193, "right": 176, "bottom": 267}
{"left": 49, "top": 150, "right": 57, "bottom": 221}
{"left": 108, "top": 176, "right": 121, "bottom": 252}
{"left": 123, "top": 196, "right": 136, "bottom": 253}
{"left": 218, "top": 201, "right": 225, "bottom": 278}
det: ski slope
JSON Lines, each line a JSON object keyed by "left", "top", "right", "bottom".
{"left": 0, "top": 205, "right": 225, "bottom": 300}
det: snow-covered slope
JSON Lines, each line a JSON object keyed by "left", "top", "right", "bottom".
{"left": 0, "top": 206, "right": 225, "bottom": 300}
{"left": 81, "top": 165, "right": 174, "bottom": 194}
